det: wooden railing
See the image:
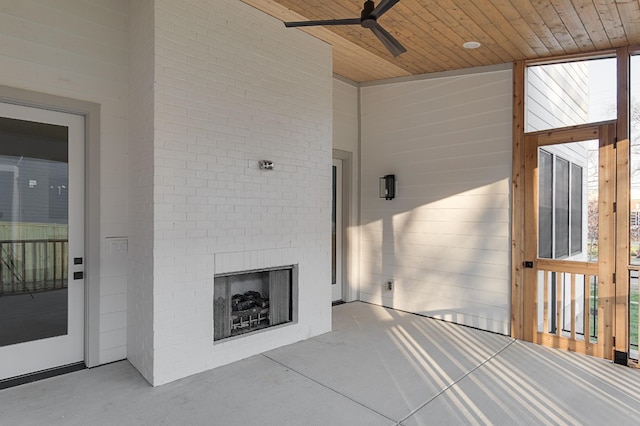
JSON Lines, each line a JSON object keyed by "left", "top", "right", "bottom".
{"left": 0, "top": 239, "right": 68, "bottom": 295}
{"left": 535, "top": 260, "right": 600, "bottom": 356}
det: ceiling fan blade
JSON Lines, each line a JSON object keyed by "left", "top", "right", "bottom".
{"left": 370, "top": 23, "right": 406, "bottom": 57}
{"left": 371, "top": 0, "right": 400, "bottom": 19}
{"left": 284, "top": 18, "right": 360, "bottom": 28}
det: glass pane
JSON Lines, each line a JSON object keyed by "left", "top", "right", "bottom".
{"left": 555, "top": 157, "right": 570, "bottom": 258}
{"left": 0, "top": 116, "right": 69, "bottom": 347}
{"left": 331, "top": 165, "right": 337, "bottom": 285}
{"left": 538, "top": 140, "right": 597, "bottom": 261}
{"left": 571, "top": 163, "right": 583, "bottom": 255}
{"left": 587, "top": 147, "right": 598, "bottom": 261}
{"left": 526, "top": 57, "right": 617, "bottom": 132}
{"left": 539, "top": 150, "right": 553, "bottom": 258}
{"left": 631, "top": 55, "right": 640, "bottom": 265}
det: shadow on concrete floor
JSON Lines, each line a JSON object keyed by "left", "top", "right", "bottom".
{"left": 1, "top": 301, "right": 640, "bottom": 425}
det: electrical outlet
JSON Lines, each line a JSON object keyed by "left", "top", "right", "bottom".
{"left": 386, "top": 280, "right": 394, "bottom": 291}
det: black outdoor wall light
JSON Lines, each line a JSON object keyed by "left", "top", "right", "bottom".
{"left": 379, "top": 174, "right": 395, "bottom": 200}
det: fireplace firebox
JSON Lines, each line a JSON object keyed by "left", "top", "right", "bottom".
{"left": 213, "top": 265, "right": 297, "bottom": 341}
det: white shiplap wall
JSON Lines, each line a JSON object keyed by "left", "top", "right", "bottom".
{"left": 526, "top": 62, "right": 589, "bottom": 132}
{"left": 360, "top": 69, "right": 513, "bottom": 334}
{"left": 333, "top": 79, "right": 359, "bottom": 155}
{"left": 0, "top": 0, "right": 129, "bottom": 363}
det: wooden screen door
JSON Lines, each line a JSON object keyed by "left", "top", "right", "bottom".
{"left": 523, "top": 122, "right": 617, "bottom": 359}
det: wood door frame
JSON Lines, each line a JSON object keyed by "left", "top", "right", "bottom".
{"left": 512, "top": 51, "right": 635, "bottom": 362}
{"left": 522, "top": 122, "right": 616, "bottom": 358}
{"left": 514, "top": 50, "right": 633, "bottom": 363}
{"left": 615, "top": 48, "right": 630, "bottom": 362}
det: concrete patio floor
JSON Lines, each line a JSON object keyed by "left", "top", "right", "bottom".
{"left": 2, "top": 301, "right": 640, "bottom": 425}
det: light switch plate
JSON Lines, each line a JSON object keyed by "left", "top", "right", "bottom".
{"left": 108, "top": 238, "right": 128, "bottom": 254}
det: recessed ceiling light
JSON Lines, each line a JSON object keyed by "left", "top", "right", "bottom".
{"left": 463, "top": 41, "right": 481, "bottom": 49}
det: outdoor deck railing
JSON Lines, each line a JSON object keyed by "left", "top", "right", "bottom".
{"left": 534, "top": 259, "right": 600, "bottom": 356}
{"left": 0, "top": 239, "right": 68, "bottom": 295}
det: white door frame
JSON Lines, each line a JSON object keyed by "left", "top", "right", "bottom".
{"left": 332, "top": 149, "right": 354, "bottom": 302}
{"left": 0, "top": 102, "right": 85, "bottom": 379}
{"left": 332, "top": 158, "right": 343, "bottom": 301}
{"left": 0, "top": 86, "right": 101, "bottom": 370}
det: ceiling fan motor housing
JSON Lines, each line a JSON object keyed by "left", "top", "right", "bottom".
{"left": 361, "top": 1, "right": 375, "bottom": 18}
{"left": 361, "top": 0, "right": 377, "bottom": 28}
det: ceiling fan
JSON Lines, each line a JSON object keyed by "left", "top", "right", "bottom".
{"left": 284, "top": 0, "right": 407, "bottom": 57}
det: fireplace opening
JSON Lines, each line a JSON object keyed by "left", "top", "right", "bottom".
{"left": 213, "top": 265, "right": 297, "bottom": 341}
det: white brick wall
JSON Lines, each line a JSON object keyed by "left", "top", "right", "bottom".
{"left": 0, "top": 0, "right": 129, "bottom": 364}
{"left": 360, "top": 68, "right": 513, "bottom": 335}
{"left": 150, "top": 0, "right": 332, "bottom": 385}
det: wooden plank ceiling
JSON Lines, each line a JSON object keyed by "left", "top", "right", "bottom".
{"left": 241, "top": 0, "right": 640, "bottom": 82}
